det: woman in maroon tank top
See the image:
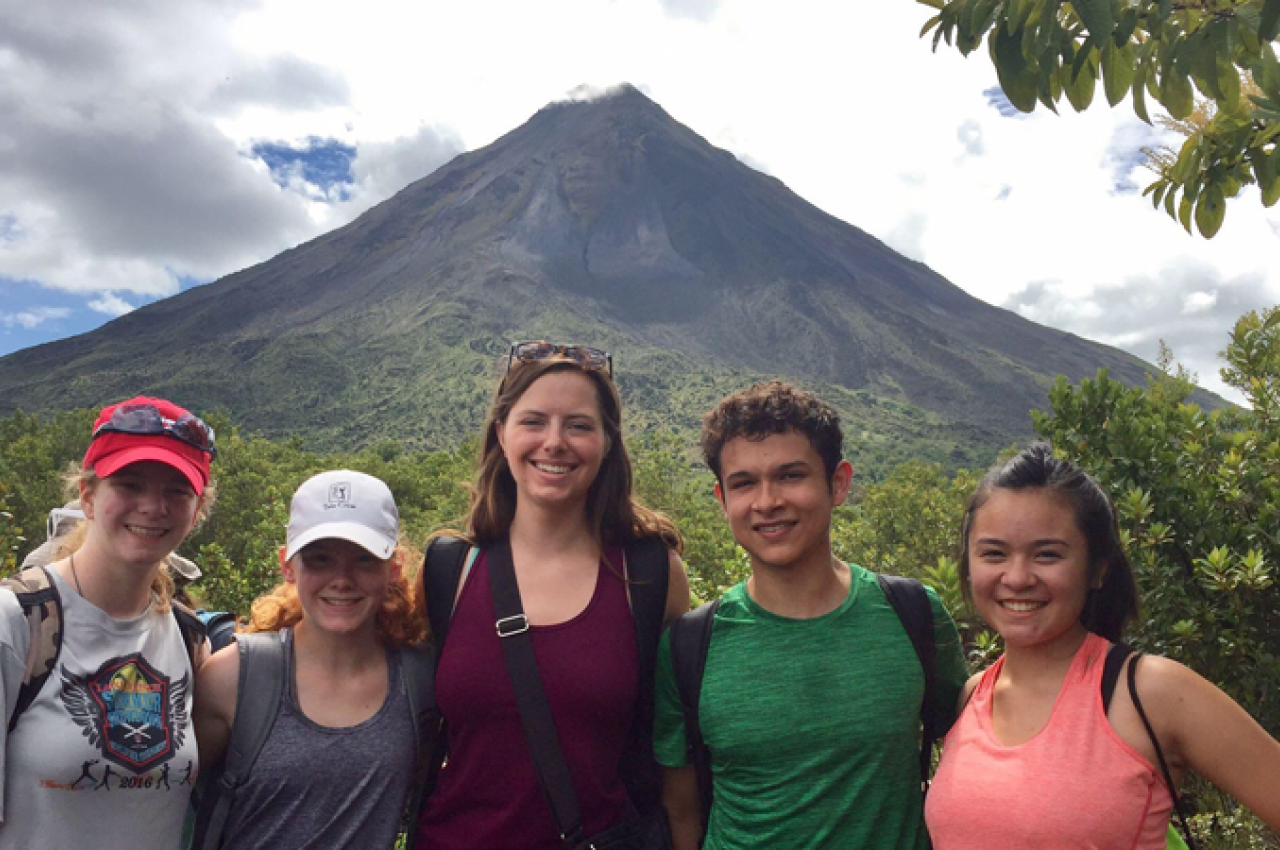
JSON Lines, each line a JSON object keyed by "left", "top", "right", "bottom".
{"left": 414, "top": 342, "right": 690, "bottom": 850}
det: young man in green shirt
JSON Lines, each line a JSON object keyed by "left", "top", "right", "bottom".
{"left": 655, "top": 381, "right": 968, "bottom": 850}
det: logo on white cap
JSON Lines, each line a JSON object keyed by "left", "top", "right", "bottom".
{"left": 285, "top": 470, "right": 400, "bottom": 562}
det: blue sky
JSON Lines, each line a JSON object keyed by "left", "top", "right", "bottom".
{"left": 1, "top": 0, "right": 1277, "bottom": 402}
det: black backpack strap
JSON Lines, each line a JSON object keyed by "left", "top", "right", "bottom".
{"left": 668, "top": 598, "right": 720, "bottom": 841}
{"left": 1, "top": 565, "right": 65, "bottom": 733}
{"left": 876, "top": 574, "right": 937, "bottom": 787}
{"left": 194, "top": 630, "right": 288, "bottom": 850}
{"left": 397, "top": 641, "right": 440, "bottom": 848}
{"left": 1125, "top": 653, "right": 1198, "bottom": 850}
{"left": 422, "top": 535, "right": 472, "bottom": 651}
{"left": 172, "top": 601, "right": 208, "bottom": 669}
{"left": 487, "top": 537, "right": 585, "bottom": 846}
{"left": 618, "top": 536, "right": 670, "bottom": 815}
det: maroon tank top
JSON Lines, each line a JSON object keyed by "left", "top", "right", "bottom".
{"left": 415, "top": 548, "right": 638, "bottom": 850}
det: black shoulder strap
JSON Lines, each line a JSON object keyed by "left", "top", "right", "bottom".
{"left": 1125, "top": 653, "right": 1198, "bottom": 850}
{"left": 397, "top": 640, "right": 440, "bottom": 847}
{"left": 668, "top": 597, "right": 720, "bottom": 840}
{"left": 1, "top": 565, "right": 65, "bottom": 733}
{"left": 619, "top": 536, "right": 670, "bottom": 816}
{"left": 422, "top": 535, "right": 471, "bottom": 651}
{"left": 195, "top": 630, "right": 288, "bottom": 850}
{"left": 876, "top": 574, "right": 938, "bottom": 786}
{"left": 487, "top": 537, "right": 584, "bottom": 846}
{"left": 172, "top": 601, "right": 207, "bottom": 669}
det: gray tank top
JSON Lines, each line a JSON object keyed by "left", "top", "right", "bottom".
{"left": 220, "top": 628, "right": 416, "bottom": 850}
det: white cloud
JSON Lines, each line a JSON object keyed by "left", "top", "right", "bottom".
{"left": 87, "top": 292, "right": 135, "bottom": 316}
{"left": 1183, "top": 291, "right": 1218, "bottom": 315}
{"left": 1, "top": 306, "right": 71, "bottom": 329}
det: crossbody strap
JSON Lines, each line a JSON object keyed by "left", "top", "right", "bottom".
{"left": 1125, "top": 653, "right": 1198, "bottom": 850}
{"left": 486, "top": 537, "right": 584, "bottom": 847}
{"left": 668, "top": 597, "right": 720, "bottom": 840}
{"left": 876, "top": 574, "right": 938, "bottom": 787}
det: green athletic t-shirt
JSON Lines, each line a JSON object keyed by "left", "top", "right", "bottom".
{"left": 654, "top": 564, "right": 967, "bottom": 850}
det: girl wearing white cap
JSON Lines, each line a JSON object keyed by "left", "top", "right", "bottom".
{"left": 193, "top": 469, "right": 428, "bottom": 850}
{"left": 0, "top": 395, "right": 216, "bottom": 849}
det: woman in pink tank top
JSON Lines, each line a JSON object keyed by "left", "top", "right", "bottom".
{"left": 413, "top": 342, "right": 690, "bottom": 849}
{"left": 926, "top": 444, "right": 1280, "bottom": 848}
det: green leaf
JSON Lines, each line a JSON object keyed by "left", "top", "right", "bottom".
{"left": 1191, "top": 32, "right": 1224, "bottom": 101}
{"left": 1216, "top": 55, "right": 1241, "bottom": 112}
{"left": 1178, "top": 192, "right": 1194, "bottom": 233}
{"left": 991, "top": 26, "right": 1040, "bottom": 112}
{"left": 1161, "top": 66, "right": 1195, "bottom": 119}
{"left": 1169, "top": 137, "right": 1200, "bottom": 184}
{"left": 1195, "top": 182, "right": 1226, "bottom": 238}
{"left": 1070, "top": 0, "right": 1116, "bottom": 50}
{"left": 1133, "top": 63, "right": 1151, "bottom": 122}
{"left": 1064, "top": 54, "right": 1098, "bottom": 111}
{"left": 1261, "top": 0, "right": 1280, "bottom": 42}
{"left": 1164, "top": 184, "right": 1178, "bottom": 218}
{"left": 1114, "top": 6, "right": 1138, "bottom": 46}
{"left": 920, "top": 13, "right": 943, "bottom": 37}
{"left": 917, "top": 0, "right": 946, "bottom": 9}
{"left": 1255, "top": 148, "right": 1280, "bottom": 207}
{"left": 1102, "top": 41, "right": 1135, "bottom": 106}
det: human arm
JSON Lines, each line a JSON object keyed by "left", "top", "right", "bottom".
{"left": 0, "top": 591, "right": 31, "bottom": 820}
{"left": 1123, "top": 655, "right": 1280, "bottom": 831}
{"left": 664, "top": 549, "right": 691, "bottom": 627}
{"left": 663, "top": 763, "right": 703, "bottom": 850}
{"left": 193, "top": 642, "right": 240, "bottom": 771}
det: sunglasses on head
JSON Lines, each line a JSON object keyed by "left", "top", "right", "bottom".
{"left": 92, "top": 403, "right": 218, "bottom": 457}
{"left": 506, "top": 341, "right": 613, "bottom": 377}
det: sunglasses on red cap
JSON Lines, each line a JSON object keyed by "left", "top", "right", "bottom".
{"left": 92, "top": 403, "right": 218, "bottom": 458}
{"left": 506, "top": 341, "right": 612, "bottom": 377}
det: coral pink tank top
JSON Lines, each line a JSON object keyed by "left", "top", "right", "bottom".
{"left": 926, "top": 633, "right": 1173, "bottom": 850}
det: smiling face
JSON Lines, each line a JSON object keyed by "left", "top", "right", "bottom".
{"left": 495, "top": 369, "right": 608, "bottom": 514}
{"left": 281, "top": 538, "right": 398, "bottom": 637}
{"left": 966, "top": 487, "right": 1098, "bottom": 652}
{"left": 80, "top": 460, "right": 202, "bottom": 569}
{"left": 715, "top": 429, "right": 851, "bottom": 574}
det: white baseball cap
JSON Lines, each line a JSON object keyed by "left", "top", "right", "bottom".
{"left": 285, "top": 470, "right": 400, "bottom": 562}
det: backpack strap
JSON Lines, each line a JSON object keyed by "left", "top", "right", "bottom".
{"left": 1124, "top": 651, "right": 1199, "bottom": 850}
{"left": 876, "top": 574, "right": 938, "bottom": 787}
{"left": 397, "top": 640, "right": 440, "bottom": 849}
{"left": 668, "top": 597, "right": 720, "bottom": 841}
{"left": 195, "top": 630, "right": 288, "bottom": 850}
{"left": 421, "top": 536, "right": 473, "bottom": 651}
{"left": 1100, "top": 641, "right": 1129, "bottom": 713}
{"left": 1, "top": 566, "right": 65, "bottom": 733}
{"left": 618, "top": 536, "right": 670, "bottom": 815}
{"left": 172, "top": 601, "right": 208, "bottom": 669}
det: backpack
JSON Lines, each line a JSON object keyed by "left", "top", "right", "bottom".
{"left": 0, "top": 564, "right": 207, "bottom": 733}
{"left": 666, "top": 573, "right": 939, "bottom": 840}
{"left": 189, "top": 630, "right": 439, "bottom": 850}
{"left": 417, "top": 535, "right": 671, "bottom": 816}
{"left": 196, "top": 610, "right": 238, "bottom": 655}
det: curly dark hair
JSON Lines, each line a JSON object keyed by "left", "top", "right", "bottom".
{"left": 701, "top": 381, "right": 843, "bottom": 485}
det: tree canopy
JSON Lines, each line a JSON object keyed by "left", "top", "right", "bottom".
{"left": 919, "top": 0, "right": 1280, "bottom": 237}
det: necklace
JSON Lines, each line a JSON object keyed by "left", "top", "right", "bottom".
{"left": 70, "top": 552, "right": 85, "bottom": 597}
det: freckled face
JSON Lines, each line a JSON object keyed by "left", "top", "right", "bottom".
{"left": 967, "top": 488, "right": 1096, "bottom": 651}
{"left": 496, "top": 370, "right": 608, "bottom": 512}
{"left": 81, "top": 461, "right": 202, "bottom": 569}
{"left": 281, "top": 538, "right": 397, "bottom": 636}
{"left": 715, "top": 430, "right": 851, "bottom": 574}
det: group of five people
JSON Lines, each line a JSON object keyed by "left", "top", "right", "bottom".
{"left": 1, "top": 341, "right": 1277, "bottom": 849}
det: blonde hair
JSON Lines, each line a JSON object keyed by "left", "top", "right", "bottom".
{"left": 60, "top": 467, "right": 217, "bottom": 614}
{"left": 243, "top": 541, "right": 427, "bottom": 649}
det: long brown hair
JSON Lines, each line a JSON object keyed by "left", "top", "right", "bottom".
{"left": 466, "top": 357, "right": 681, "bottom": 553}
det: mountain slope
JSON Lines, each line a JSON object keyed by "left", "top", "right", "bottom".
{"left": 0, "top": 85, "right": 1173, "bottom": 475}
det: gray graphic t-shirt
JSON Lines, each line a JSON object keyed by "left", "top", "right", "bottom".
{"left": 0, "top": 567, "right": 197, "bottom": 849}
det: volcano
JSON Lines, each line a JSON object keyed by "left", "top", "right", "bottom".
{"left": 0, "top": 85, "right": 1162, "bottom": 474}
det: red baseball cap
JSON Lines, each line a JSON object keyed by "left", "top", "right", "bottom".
{"left": 82, "top": 396, "right": 213, "bottom": 495}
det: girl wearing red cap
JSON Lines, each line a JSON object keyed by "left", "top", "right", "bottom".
{"left": 0, "top": 395, "right": 216, "bottom": 848}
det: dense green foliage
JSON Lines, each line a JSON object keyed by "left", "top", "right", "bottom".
{"left": 920, "top": 0, "right": 1280, "bottom": 237}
